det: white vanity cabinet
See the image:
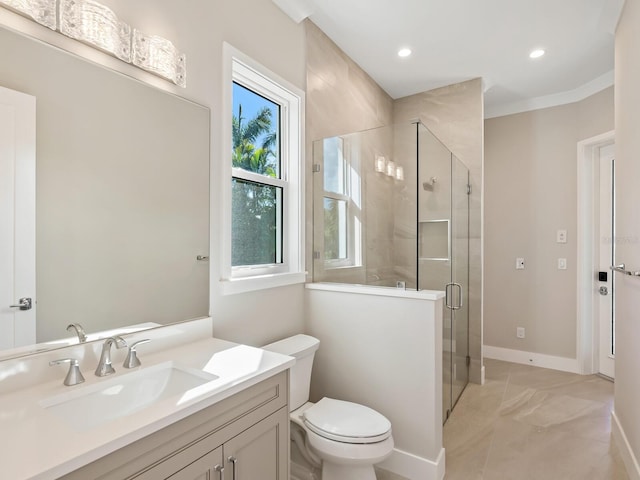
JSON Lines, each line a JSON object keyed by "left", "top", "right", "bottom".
{"left": 59, "top": 371, "right": 289, "bottom": 480}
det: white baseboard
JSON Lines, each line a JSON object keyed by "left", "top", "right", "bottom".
{"left": 378, "top": 447, "right": 445, "bottom": 480}
{"left": 612, "top": 411, "right": 640, "bottom": 480}
{"left": 483, "top": 345, "right": 581, "bottom": 374}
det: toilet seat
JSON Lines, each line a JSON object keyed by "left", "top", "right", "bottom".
{"left": 302, "top": 397, "right": 392, "bottom": 444}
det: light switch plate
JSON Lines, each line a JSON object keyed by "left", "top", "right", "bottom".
{"left": 558, "top": 258, "right": 567, "bottom": 270}
{"left": 557, "top": 229, "right": 567, "bottom": 243}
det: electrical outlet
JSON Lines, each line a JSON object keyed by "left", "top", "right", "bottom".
{"left": 517, "top": 327, "right": 525, "bottom": 339}
{"left": 516, "top": 258, "right": 525, "bottom": 270}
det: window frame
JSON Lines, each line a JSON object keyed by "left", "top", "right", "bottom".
{"left": 222, "top": 44, "right": 305, "bottom": 295}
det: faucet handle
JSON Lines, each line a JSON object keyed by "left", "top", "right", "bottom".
{"left": 123, "top": 339, "right": 151, "bottom": 369}
{"left": 50, "top": 358, "right": 85, "bottom": 386}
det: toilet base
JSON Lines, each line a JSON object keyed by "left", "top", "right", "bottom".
{"left": 321, "top": 462, "right": 377, "bottom": 480}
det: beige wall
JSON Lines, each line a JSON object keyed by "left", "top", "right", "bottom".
{"left": 614, "top": 0, "right": 640, "bottom": 475}
{"left": 484, "top": 87, "right": 614, "bottom": 359}
{"left": 101, "top": 0, "right": 308, "bottom": 346}
{"left": 394, "top": 79, "right": 485, "bottom": 382}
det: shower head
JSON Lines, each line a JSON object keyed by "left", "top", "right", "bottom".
{"left": 423, "top": 177, "right": 437, "bottom": 191}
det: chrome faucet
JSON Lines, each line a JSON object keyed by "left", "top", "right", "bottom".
{"left": 66, "top": 323, "right": 87, "bottom": 343}
{"left": 95, "top": 336, "right": 127, "bottom": 377}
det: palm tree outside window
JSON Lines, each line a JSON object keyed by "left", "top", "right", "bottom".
{"left": 231, "top": 82, "right": 283, "bottom": 267}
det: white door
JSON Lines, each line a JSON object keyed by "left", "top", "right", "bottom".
{"left": 0, "top": 85, "right": 36, "bottom": 350}
{"left": 598, "top": 143, "right": 615, "bottom": 378}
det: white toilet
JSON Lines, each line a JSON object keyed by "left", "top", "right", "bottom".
{"left": 263, "top": 334, "right": 394, "bottom": 480}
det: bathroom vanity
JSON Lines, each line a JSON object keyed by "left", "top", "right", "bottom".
{"left": 0, "top": 335, "right": 294, "bottom": 480}
{"left": 61, "top": 371, "right": 289, "bottom": 480}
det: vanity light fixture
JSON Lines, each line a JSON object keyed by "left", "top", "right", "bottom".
{"left": 398, "top": 48, "right": 412, "bottom": 58}
{"left": 529, "top": 48, "right": 545, "bottom": 59}
{"left": 375, "top": 155, "right": 386, "bottom": 173}
{"left": 0, "top": 0, "right": 57, "bottom": 29}
{"left": 0, "top": 0, "right": 187, "bottom": 87}
{"left": 59, "top": 0, "right": 131, "bottom": 62}
{"left": 132, "top": 29, "right": 186, "bottom": 88}
{"left": 395, "top": 166, "right": 404, "bottom": 181}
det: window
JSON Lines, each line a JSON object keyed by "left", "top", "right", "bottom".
{"left": 321, "top": 136, "right": 362, "bottom": 269}
{"left": 231, "top": 82, "right": 283, "bottom": 267}
{"left": 222, "top": 45, "right": 304, "bottom": 294}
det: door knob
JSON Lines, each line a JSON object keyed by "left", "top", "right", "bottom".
{"left": 9, "top": 297, "right": 32, "bottom": 311}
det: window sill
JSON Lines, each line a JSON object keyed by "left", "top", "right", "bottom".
{"left": 221, "top": 272, "right": 306, "bottom": 295}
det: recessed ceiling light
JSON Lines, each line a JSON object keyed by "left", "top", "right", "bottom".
{"left": 529, "top": 49, "right": 545, "bottom": 59}
{"left": 398, "top": 48, "right": 412, "bottom": 58}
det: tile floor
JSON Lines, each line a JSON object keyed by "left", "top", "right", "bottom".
{"left": 443, "top": 359, "right": 628, "bottom": 480}
{"left": 376, "top": 359, "right": 628, "bottom": 480}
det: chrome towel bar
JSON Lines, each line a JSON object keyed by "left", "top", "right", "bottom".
{"left": 610, "top": 264, "right": 640, "bottom": 277}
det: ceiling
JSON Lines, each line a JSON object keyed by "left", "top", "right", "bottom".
{"left": 273, "top": 0, "right": 625, "bottom": 118}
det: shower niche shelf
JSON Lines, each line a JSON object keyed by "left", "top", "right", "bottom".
{"left": 419, "top": 219, "right": 450, "bottom": 261}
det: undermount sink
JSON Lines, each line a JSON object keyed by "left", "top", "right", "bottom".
{"left": 40, "top": 362, "right": 218, "bottom": 431}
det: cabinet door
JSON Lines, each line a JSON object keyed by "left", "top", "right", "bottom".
{"left": 223, "top": 407, "right": 289, "bottom": 480}
{"left": 169, "top": 446, "right": 224, "bottom": 480}
{"left": 136, "top": 445, "right": 224, "bottom": 480}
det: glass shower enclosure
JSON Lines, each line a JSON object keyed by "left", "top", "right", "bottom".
{"left": 312, "top": 122, "right": 470, "bottom": 421}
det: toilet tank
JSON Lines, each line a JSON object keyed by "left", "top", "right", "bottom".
{"left": 262, "top": 334, "right": 320, "bottom": 411}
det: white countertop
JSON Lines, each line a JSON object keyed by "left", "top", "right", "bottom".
{"left": 0, "top": 337, "right": 295, "bottom": 480}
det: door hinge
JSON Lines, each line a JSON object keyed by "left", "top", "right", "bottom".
{"left": 467, "top": 184, "right": 472, "bottom": 195}
{"left": 313, "top": 164, "right": 321, "bottom": 173}
{"left": 466, "top": 355, "right": 471, "bottom": 367}
{"left": 313, "top": 251, "right": 321, "bottom": 260}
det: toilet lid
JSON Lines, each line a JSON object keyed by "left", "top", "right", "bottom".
{"left": 302, "top": 398, "right": 391, "bottom": 444}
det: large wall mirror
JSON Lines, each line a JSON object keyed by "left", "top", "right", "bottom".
{"left": 0, "top": 23, "right": 210, "bottom": 361}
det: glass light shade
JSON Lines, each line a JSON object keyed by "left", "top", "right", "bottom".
{"left": 59, "top": 0, "right": 131, "bottom": 62}
{"left": 386, "top": 160, "right": 396, "bottom": 178}
{"left": 374, "top": 155, "right": 386, "bottom": 173}
{"left": 0, "top": 0, "right": 57, "bottom": 29}
{"left": 395, "top": 166, "right": 404, "bottom": 181}
{"left": 132, "top": 29, "right": 186, "bottom": 87}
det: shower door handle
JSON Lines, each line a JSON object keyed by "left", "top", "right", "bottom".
{"left": 445, "top": 283, "right": 463, "bottom": 310}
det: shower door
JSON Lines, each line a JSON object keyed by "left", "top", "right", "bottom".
{"left": 416, "top": 123, "right": 469, "bottom": 422}
{"left": 449, "top": 155, "right": 469, "bottom": 412}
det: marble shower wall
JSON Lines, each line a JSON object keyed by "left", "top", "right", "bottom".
{"left": 393, "top": 79, "right": 484, "bottom": 383}
{"left": 305, "top": 22, "right": 484, "bottom": 382}
{"left": 305, "top": 21, "right": 394, "bottom": 283}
